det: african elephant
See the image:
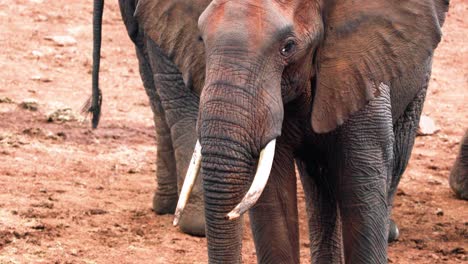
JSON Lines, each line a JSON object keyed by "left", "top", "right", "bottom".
{"left": 87, "top": 0, "right": 206, "bottom": 236}
{"left": 450, "top": 130, "right": 468, "bottom": 200}
{"left": 88, "top": 0, "right": 449, "bottom": 263}
{"left": 178, "top": 0, "right": 448, "bottom": 263}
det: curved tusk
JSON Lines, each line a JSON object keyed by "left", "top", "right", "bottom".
{"left": 173, "top": 140, "right": 202, "bottom": 226}
{"left": 226, "top": 139, "right": 276, "bottom": 220}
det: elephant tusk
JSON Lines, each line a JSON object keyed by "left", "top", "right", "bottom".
{"left": 226, "top": 139, "right": 276, "bottom": 220}
{"left": 173, "top": 140, "right": 202, "bottom": 227}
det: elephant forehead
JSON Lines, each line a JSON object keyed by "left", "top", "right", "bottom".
{"left": 199, "top": 1, "right": 292, "bottom": 49}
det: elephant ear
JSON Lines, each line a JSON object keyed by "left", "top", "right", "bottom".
{"left": 311, "top": 0, "right": 449, "bottom": 133}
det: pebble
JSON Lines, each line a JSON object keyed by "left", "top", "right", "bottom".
{"left": 417, "top": 115, "right": 439, "bottom": 136}
{"left": 31, "top": 50, "right": 43, "bottom": 58}
{"left": 0, "top": 97, "right": 14, "bottom": 104}
{"left": 44, "top": 35, "right": 77, "bottom": 46}
{"left": 30, "top": 75, "right": 52, "bottom": 82}
{"left": 20, "top": 98, "right": 39, "bottom": 111}
{"left": 47, "top": 108, "right": 77, "bottom": 123}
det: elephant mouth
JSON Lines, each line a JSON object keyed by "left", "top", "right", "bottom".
{"left": 173, "top": 139, "right": 277, "bottom": 225}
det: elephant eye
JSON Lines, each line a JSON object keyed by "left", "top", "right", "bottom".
{"left": 280, "top": 39, "right": 297, "bottom": 58}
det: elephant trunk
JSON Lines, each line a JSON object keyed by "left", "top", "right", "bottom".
{"left": 198, "top": 71, "right": 282, "bottom": 262}
{"left": 201, "top": 137, "right": 253, "bottom": 263}
{"left": 198, "top": 84, "right": 256, "bottom": 262}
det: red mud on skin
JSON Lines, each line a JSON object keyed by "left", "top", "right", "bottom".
{"left": 0, "top": 0, "right": 466, "bottom": 263}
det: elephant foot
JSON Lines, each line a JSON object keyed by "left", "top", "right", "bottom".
{"left": 449, "top": 130, "right": 468, "bottom": 200}
{"left": 177, "top": 204, "right": 206, "bottom": 237}
{"left": 152, "top": 192, "right": 177, "bottom": 215}
{"left": 388, "top": 219, "right": 400, "bottom": 243}
{"left": 449, "top": 164, "right": 468, "bottom": 200}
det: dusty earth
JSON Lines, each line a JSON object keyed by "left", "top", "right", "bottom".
{"left": 0, "top": 0, "right": 466, "bottom": 263}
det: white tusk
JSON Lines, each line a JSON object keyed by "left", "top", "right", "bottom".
{"left": 226, "top": 139, "right": 276, "bottom": 220}
{"left": 173, "top": 140, "right": 202, "bottom": 226}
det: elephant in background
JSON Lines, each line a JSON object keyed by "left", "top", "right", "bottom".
{"left": 87, "top": 0, "right": 208, "bottom": 236}
{"left": 450, "top": 130, "right": 468, "bottom": 200}
{"left": 87, "top": 0, "right": 449, "bottom": 263}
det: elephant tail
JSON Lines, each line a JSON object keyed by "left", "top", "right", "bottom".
{"left": 82, "top": 0, "right": 104, "bottom": 129}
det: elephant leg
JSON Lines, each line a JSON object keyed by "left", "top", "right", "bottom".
{"left": 337, "top": 84, "right": 394, "bottom": 264}
{"left": 171, "top": 117, "right": 204, "bottom": 236}
{"left": 136, "top": 48, "right": 179, "bottom": 215}
{"left": 118, "top": 1, "right": 178, "bottom": 214}
{"left": 338, "top": 171, "right": 389, "bottom": 264}
{"left": 145, "top": 38, "right": 205, "bottom": 236}
{"left": 249, "top": 143, "right": 299, "bottom": 264}
{"left": 387, "top": 86, "right": 427, "bottom": 241}
{"left": 297, "top": 159, "right": 343, "bottom": 264}
{"left": 450, "top": 130, "right": 468, "bottom": 200}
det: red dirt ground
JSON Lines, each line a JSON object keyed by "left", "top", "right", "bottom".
{"left": 0, "top": 0, "right": 466, "bottom": 263}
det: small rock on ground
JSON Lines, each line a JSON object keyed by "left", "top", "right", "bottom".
{"left": 44, "top": 35, "right": 77, "bottom": 46}
{"left": 20, "top": 99, "right": 39, "bottom": 111}
{"left": 47, "top": 108, "right": 78, "bottom": 123}
{"left": 418, "top": 115, "right": 439, "bottom": 136}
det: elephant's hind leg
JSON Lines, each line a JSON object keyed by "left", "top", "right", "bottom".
{"left": 388, "top": 86, "right": 427, "bottom": 241}
{"left": 146, "top": 38, "right": 205, "bottom": 236}
{"left": 136, "top": 48, "right": 179, "bottom": 214}
{"left": 119, "top": 1, "right": 179, "bottom": 215}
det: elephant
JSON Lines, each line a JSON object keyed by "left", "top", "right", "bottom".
{"left": 86, "top": 0, "right": 207, "bottom": 236}
{"left": 87, "top": 0, "right": 449, "bottom": 263}
{"left": 182, "top": 0, "right": 448, "bottom": 263}
{"left": 449, "top": 130, "right": 468, "bottom": 200}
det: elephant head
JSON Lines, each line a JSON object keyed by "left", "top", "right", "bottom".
{"left": 175, "top": 0, "right": 448, "bottom": 262}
